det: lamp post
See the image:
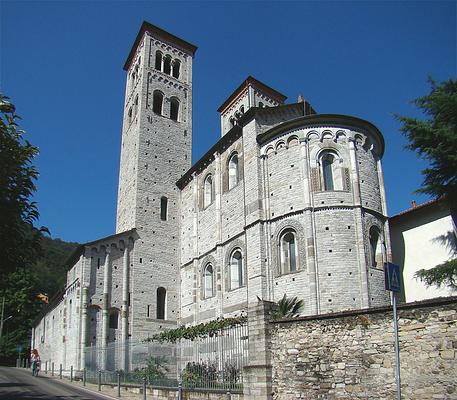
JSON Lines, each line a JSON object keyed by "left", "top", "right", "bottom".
{"left": 0, "top": 297, "right": 13, "bottom": 339}
{"left": 0, "top": 315, "right": 13, "bottom": 338}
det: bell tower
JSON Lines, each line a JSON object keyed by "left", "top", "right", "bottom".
{"left": 116, "top": 22, "right": 197, "bottom": 336}
{"left": 117, "top": 21, "right": 197, "bottom": 232}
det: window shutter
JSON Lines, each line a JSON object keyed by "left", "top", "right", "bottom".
{"left": 343, "top": 168, "right": 351, "bottom": 191}
{"left": 310, "top": 167, "right": 321, "bottom": 191}
{"left": 198, "top": 185, "right": 204, "bottom": 210}
{"left": 222, "top": 170, "right": 228, "bottom": 194}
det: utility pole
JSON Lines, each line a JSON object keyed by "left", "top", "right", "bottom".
{"left": 0, "top": 297, "right": 4, "bottom": 339}
{"left": 0, "top": 297, "right": 13, "bottom": 339}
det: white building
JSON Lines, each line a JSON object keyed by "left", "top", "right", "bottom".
{"left": 390, "top": 199, "right": 456, "bottom": 302}
{"left": 32, "top": 21, "right": 391, "bottom": 372}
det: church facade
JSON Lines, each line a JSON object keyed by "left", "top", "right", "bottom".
{"left": 32, "top": 21, "right": 391, "bottom": 371}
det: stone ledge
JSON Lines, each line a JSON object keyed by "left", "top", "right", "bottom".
{"left": 273, "top": 296, "right": 457, "bottom": 324}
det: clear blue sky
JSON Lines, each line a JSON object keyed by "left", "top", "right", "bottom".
{"left": 1, "top": 1, "right": 456, "bottom": 243}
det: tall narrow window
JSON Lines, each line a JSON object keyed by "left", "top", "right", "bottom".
{"left": 160, "top": 196, "right": 168, "bottom": 221}
{"left": 322, "top": 153, "right": 335, "bottom": 191}
{"left": 280, "top": 230, "right": 298, "bottom": 274}
{"left": 134, "top": 94, "right": 139, "bottom": 116}
{"left": 157, "top": 287, "right": 166, "bottom": 319}
{"left": 109, "top": 310, "right": 119, "bottom": 329}
{"left": 204, "top": 174, "right": 213, "bottom": 208}
{"left": 155, "top": 51, "right": 162, "bottom": 71}
{"left": 228, "top": 153, "right": 239, "bottom": 190}
{"left": 153, "top": 91, "right": 163, "bottom": 115}
{"left": 163, "top": 56, "right": 172, "bottom": 75}
{"left": 128, "top": 107, "right": 133, "bottom": 124}
{"left": 170, "top": 98, "right": 179, "bottom": 121}
{"left": 172, "top": 59, "right": 180, "bottom": 79}
{"left": 369, "top": 227, "right": 383, "bottom": 268}
{"left": 230, "top": 250, "right": 244, "bottom": 290}
{"left": 146, "top": 73, "right": 151, "bottom": 108}
{"left": 204, "top": 264, "right": 214, "bottom": 298}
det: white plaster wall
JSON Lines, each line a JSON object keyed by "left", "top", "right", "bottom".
{"left": 400, "top": 215, "right": 454, "bottom": 302}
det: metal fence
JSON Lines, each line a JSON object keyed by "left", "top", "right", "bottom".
{"left": 83, "top": 323, "right": 248, "bottom": 391}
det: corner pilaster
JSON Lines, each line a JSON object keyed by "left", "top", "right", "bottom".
{"left": 243, "top": 300, "right": 275, "bottom": 400}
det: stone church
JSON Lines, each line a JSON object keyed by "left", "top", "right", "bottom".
{"left": 32, "top": 21, "right": 391, "bottom": 371}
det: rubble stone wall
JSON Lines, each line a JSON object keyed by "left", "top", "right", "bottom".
{"left": 271, "top": 297, "right": 457, "bottom": 399}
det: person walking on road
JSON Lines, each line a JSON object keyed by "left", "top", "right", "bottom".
{"left": 30, "top": 349, "right": 41, "bottom": 376}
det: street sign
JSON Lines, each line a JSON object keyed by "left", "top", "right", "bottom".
{"left": 17, "top": 345, "right": 23, "bottom": 353}
{"left": 385, "top": 262, "right": 401, "bottom": 292}
{"left": 384, "top": 262, "right": 402, "bottom": 400}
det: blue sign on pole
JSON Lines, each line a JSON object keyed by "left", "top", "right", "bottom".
{"left": 17, "top": 345, "right": 23, "bottom": 353}
{"left": 385, "top": 262, "right": 402, "bottom": 293}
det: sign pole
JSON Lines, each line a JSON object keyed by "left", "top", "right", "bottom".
{"left": 392, "top": 291, "right": 401, "bottom": 400}
{"left": 385, "top": 262, "right": 402, "bottom": 400}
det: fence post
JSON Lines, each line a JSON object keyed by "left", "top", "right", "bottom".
{"left": 98, "top": 370, "right": 101, "bottom": 391}
{"left": 25, "top": 359, "right": 29, "bottom": 369}
{"left": 51, "top": 362, "right": 54, "bottom": 376}
{"left": 143, "top": 376, "right": 146, "bottom": 400}
{"left": 178, "top": 382, "right": 183, "bottom": 400}
{"left": 226, "top": 391, "right": 232, "bottom": 400}
{"left": 59, "top": 364, "right": 62, "bottom": 379}
{"left": 117, "top": 371, "right": 121, "bottom": 397}
{"left": 45, "top": 361, "right": 48, "bottom": 374}
{"left": 70, "top": 365, "right": 73, "bottom": 382}
{"left": 83, "top": 368, "right": 86, "bottom": 386}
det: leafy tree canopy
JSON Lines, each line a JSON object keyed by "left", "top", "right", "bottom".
{"left": 0, "top": 95, "right": 78, "bottom": 364}
{"left": 396, "top": 78, "right": 457, "bottom": 290}
{"left": 0, "top": 94, "right": 46, "bottom": 276}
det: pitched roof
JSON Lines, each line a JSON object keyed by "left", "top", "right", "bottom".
{"left": 217, "top": 76, "right": 287, "bottom": 113}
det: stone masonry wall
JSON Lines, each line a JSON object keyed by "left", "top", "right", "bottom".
{"left": 270, "top": 297, "right": 457, "bottom": 399}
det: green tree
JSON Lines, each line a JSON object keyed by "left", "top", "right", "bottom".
{"left": 271, "top": 294, "right": 304, "bottom": 319}
{"left": 0, "top": 95, "right": 45, "bottom": 363}
{"left": 396, "top": 78, "right": 457, "bottom": 290}
{"left": 0, "top": 94, "right": 46, "bottom": 276}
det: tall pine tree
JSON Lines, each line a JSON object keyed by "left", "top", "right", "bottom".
{"left": 396, "top": 78, "right": 457, "bottom": 290}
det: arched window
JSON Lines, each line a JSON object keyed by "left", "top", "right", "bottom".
{"left": 369, "top": 227, "right": 383, "bottom": 268}
{"left": 157, "top": 287, "right": 166, "bottom": 319}
{"left": 280, "top": 229, "right": 298, "bottom": 274}
{"left": 155, "top": 51, "right": 162, "bottom": 71}
{"left": 319, "top": 151, "right": 344, "bottom": 191}
{"left": 172, "top": 59, "right": 180, "bottom": 79}
{"left": 204, "top": 174, "right": 213, "bottom": 208}
{"left": 153, "top": 91, "right": 163, "bottom": 115}
{"left": 229, "top": 117, "right": 236, "bottom": 127}
{"left": 229, "top": 250, "right": 244, "bottom": 290}
{"left": 160, "top": 196, "right": 168, "bottom": 221}
{"left": 163, "top": 55, "right": 172, "bottom": 75}
{"left": 240, "top": 105, "right": 245, "bottom": 114}
{"left": 228, "top": 153, "right": 239, "bottom": 190}
{"left": 259, "top": 101, "right": 264, "bottom": 108}
{"left": 170, "top": 98, "right": 179, "bottom": 121}
{"left": 109, "top": 310, "right": 119, "bottom": 329}
{"left": 322, "top": 153, "right": 335, "bottom": 191}
{"left": 203, "top": 264, "right": 214, "bottom": 298}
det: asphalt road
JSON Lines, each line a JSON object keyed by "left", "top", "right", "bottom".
{"left": 0, "top": 367, "right": 115, "bottom": 400}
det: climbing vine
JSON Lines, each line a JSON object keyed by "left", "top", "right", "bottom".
{"left": 144, "top": 315, "right": 247, "bottom": 343}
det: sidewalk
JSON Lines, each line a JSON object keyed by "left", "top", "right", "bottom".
{"left": 40, "top": 372, "right": 146, "bottom": 400}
